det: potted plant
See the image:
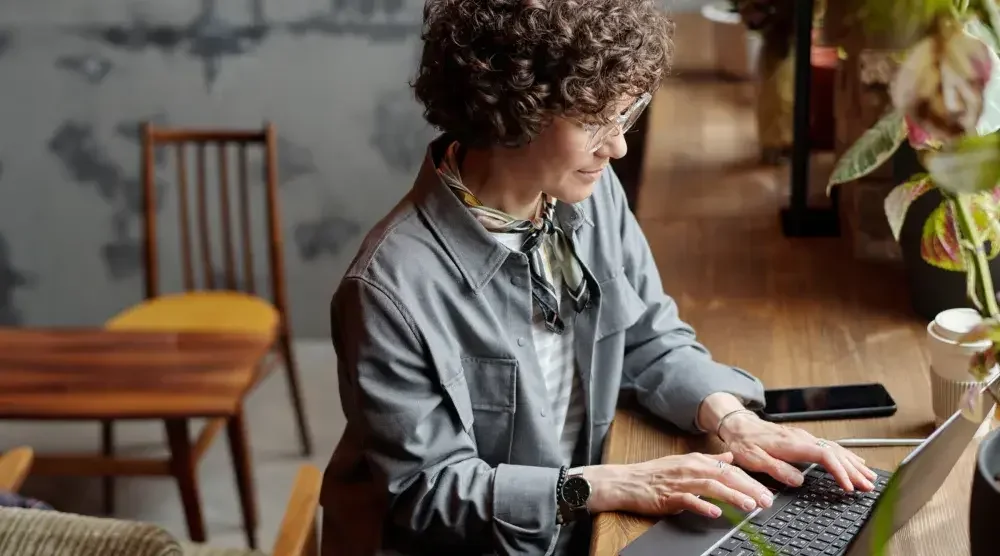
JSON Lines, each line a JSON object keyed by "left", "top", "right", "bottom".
{"left": 823, "top": 0, "right": 1000, "bottom": 552}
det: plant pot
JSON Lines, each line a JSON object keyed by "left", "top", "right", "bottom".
{"left": 892, "top": 144, "right": 1000, "bottom": 321}
{"left": 971, "top": 427, "right": 1000, "bottom": 555}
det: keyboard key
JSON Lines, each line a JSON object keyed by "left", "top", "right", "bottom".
{"left": 843, "top": 511, "right": 863, "bottom": 522}
{"left": 722, "top": 538, "right": 742, "bottom": 551}
{"left": 818, "top": 533, "right": 837, "bottom": 544}
{"left": 775, "top": 534, "right": 794, "bottom": 546}
{"left": 807, "top": 524, "right": 825, "bottom": 535}
{"left": 710, "top": 549, "right": 732, "bottom": 556}
{"left": 826, "top": 525, "right": 845, "bottom": 536}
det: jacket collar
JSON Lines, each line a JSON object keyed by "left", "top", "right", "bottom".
{"left": 411, "top": 135, "right": 592, "bottom": 292}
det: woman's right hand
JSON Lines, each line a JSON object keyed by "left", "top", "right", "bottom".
{"left": 582, "top": 452, "right": 775, "bottom": 518}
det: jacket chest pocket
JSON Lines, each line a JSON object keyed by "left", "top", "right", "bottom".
{"left": 459, "top": 357, "right": 517, "bottom": 466}
{"left": 596, "top": 267, "right": 647, "bottom": 341}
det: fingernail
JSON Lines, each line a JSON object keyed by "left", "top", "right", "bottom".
{"left": 864, "top": 478, "right": 875, "bottom": 490}
{"left": 786, "top": 472, "right": 804, "bottom": 486}
{"left": 710, "top": 506, "right": 722, "bottom": 517}
{"left": 742, "top": 497, "right": 757, "bottom": 511}
{"left": 758, "top": 493, "right": 773, "bottom": 508}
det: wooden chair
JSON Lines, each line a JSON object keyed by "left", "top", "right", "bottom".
{"left": 101, "top": 123, "right": 313, "bottom": 547}
{"left": 0, "top": 447, "right": 34, "bottom": 493}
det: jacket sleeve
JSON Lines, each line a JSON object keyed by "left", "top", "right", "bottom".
{"left": 606, "top": 170, "right": 766, "bottom": 432}
{"left": 330, "top": 276, "right": 561, "bottom": 555}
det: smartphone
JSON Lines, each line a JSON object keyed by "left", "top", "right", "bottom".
{"left": 758, "top": 382, "right": 897, "bottom": 422}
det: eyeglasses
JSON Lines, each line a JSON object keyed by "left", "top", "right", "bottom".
{"left": 582, "top": 93, "right": 652, "bottom": 153}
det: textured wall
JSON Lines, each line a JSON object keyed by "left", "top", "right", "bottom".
{"left": 0, "top": 0, "right": 436, "bottom": 338}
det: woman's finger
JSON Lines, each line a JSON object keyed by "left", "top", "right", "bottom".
{"left": 843, "top": 450, "right": 878, "bottom": 481}
{"left": 837, "top": 450, "right": 875, "bottom": 491}
{"left": 713, "top": 460, "right": 775, "bottom": 508}
{"left": 740, "top": 444, "right": 805, "bottom": 487}
{"left": 684, "top": 477, "right": 759, "bottom": 513}
{"left": 664, "top": 492, "right": 725, "bottom": 518}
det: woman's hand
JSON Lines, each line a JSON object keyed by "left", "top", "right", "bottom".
{"left": 719, "top": 411, "right": 878, "bottom": 492}
{"left": 582, "top": 451, "right": 775, "bottom": 518}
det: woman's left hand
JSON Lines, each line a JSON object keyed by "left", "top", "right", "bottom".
{"left": 719, "top": 412, "right": 878, "bottom": 492}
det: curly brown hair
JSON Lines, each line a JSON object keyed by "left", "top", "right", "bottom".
{"left": 412, "top": 0, "right": 673, "bottom": 149}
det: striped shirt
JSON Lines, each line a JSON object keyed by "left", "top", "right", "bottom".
{"left": 492, "top": 231, "right": 585, "bottom": 466}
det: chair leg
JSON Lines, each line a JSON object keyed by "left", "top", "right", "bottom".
{"left": 226, "top": 410, "right": 259, "bottom": 549}
{"left": 164, "top": 419, "right": 206, "bottom": 543}
{"left": 100, "top": 420, "right": 115, "bottom": 516}
{"left": 278, "top": 328, "right": 313, "bottom": 456}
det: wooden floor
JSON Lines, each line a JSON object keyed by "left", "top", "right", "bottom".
{"left": 635, "top": 21, "right": 934, "bottom": 436}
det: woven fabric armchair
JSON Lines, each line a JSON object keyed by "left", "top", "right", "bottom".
{"left": 0, "top": 448, "right": 319, "bottom": 556}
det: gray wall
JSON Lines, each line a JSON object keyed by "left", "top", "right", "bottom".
{"left": 0, "top": 0, "right": 436, "bottom": 338}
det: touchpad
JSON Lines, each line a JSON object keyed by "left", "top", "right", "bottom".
{"left": 619, "top": 506, "right": 751, "bottom": 556}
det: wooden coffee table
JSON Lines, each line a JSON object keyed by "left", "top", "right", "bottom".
{"left": 0, "top": 327, "right": 273, "bottom": 546}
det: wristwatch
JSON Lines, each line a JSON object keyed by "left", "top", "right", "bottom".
{"left": 557, "top": 467, "right": 592, "bottom": 525}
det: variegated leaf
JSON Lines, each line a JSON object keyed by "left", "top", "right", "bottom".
{"left": 924, "top": 133, "right": 1000, "bottom": 195}
{"left": 921, "top": 200, "right": 965, "bottom": 270}
{"left": 883, "top": 173, "right": 933, "bottom": 241}
{"left": 828, "top": 111, "right": 907, "bottom": 191}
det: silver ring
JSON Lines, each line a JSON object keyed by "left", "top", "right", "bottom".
{"left": 817, "top": 440, "right": 830, "bottom": 449}
{"left": 716, "top": 460, "right": 729, "bottom": 472}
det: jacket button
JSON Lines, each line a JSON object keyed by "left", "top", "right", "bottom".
{"left": 517, "top": 337, "right": 526, "bottom": 347}
{"left": 511, "top": 276, "right": 521, "bottom": 287}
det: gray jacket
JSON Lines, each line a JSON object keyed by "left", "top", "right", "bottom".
{"left": 321, "top": 137, "right": 766, "bottom": 556}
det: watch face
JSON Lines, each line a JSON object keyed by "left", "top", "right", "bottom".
{"left": 563, "top": 476, "right": 592, "bottom": 507}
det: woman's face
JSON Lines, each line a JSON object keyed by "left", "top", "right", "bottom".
{"left": 512, "top": 107, "right": 632, "bottom": 205}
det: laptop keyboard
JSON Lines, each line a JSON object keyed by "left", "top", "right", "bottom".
{"left": 709, "top": 467, "right": 891, "bottom": 556}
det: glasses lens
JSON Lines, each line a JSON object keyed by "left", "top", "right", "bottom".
{"left": 621, "top": 94, "right": 651, "bottom": 133}
{"left": 585, "top": 125, "right": 612, "bottom": 152}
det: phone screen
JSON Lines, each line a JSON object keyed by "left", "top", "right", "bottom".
{"left": 763, "top": 383, "right": 894, "bottom": 416}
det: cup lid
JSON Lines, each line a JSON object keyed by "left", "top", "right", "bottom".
{"left": 932, "top": 308, "right": 985, "bottom": 342}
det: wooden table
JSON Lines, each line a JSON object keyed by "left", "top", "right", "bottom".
{"left": 0, "top": 327, "right": 273, "bottom": 546}
{"left": 590, "top": 407, "right": 983, "bottom": 555}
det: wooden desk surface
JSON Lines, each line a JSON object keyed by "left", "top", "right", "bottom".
{"left": 590, "top": 408, "right": 983, "bottom": 555}
{"left": 0, "top": 328, "right": 273, "bottom": 419}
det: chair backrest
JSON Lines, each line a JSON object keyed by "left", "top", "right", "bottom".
{"left": 140, "top": 123, "right": 290, "bottom": 316}
{"left": 0, "top": 508, "right": 182, "bottom": 556}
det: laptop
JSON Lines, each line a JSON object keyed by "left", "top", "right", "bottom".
{"left": 619, "top": 372, "right": 1000, "bottom": 556}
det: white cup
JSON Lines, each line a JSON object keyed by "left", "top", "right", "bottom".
{"left": 926, "top": 308, "right": 996, "bottom": 425}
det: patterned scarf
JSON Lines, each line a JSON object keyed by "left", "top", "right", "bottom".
{"left": 436, "top": 141, "right": 590, "bottom": 334}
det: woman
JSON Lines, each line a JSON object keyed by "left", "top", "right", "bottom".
{"left": 321, "top": 1, "right": 876, "bottom": 554}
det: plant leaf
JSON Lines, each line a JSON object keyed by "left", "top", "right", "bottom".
{"left": 883, "top": 173, "right": 933, "bottom": 240}
{"left": 970, "top": 189, "right": 1000, "bottom": 259}
{"left": 967, "top": 17, "right": 1000, "bottom": 135}
{"left": 925, "top": 133, "right": 1000, "bottom": 194}
{"left": 921, "top": 200, "right": 966, "bottom": 270}
{"left": 961, "top": 318, "right": 1000, "bottom": 342}
{"left": 858, "top": 0, "right": 953, "bottom": 45}
{"left": 828, "top": 111, "right": 907, "bottom": 191}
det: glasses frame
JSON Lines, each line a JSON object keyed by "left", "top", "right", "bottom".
{"left": 582, "top": 92, "right": 652, "bottom": 153}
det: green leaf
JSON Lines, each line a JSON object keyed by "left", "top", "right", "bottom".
{"left": 967, "top": 17, "right": 1000, "bottom": 135}
{"left": 828, "top": 111, "right": 907, "bottom": 192}
{"left": 966, "top": 14, "right": 1000, "bottom": 52}
{"left": 960, "top": 318, "right": 1000, "bottom": 342}
{"left": 921, "top": 200, "right": 966, "bottom": 270}
{"left": 924, "top": 133, "right": 1000, "bottom": 194}
{"left": 883, "top": 173, "right": 933, "bottom": 241}
{"left": 919, "top": 192, "right": 1000, "bottom": 271}
{"left": 858, "top": 0, "right": 953, "bottom": 44}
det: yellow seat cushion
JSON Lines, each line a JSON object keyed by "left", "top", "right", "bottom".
{"left": 106, "top": 291, "right": 279, "bottom": 335}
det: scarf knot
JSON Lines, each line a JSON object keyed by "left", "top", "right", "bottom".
{"left": 436, "top": 142, "right": 590, "bottom": 334}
